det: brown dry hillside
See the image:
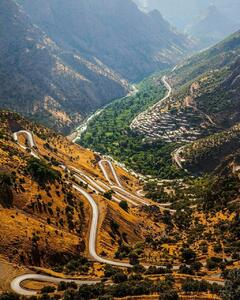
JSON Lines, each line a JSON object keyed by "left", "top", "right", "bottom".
{"left": 0, "top": 110, "right": 240, "bottom": 300}
{"left": 0, "top": 109, "right": 144, "bottom": 269}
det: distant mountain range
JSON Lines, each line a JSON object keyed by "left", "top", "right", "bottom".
{"left": 134, "top": 0, "right": 240, "bottom": 28}
{"left": 134, "top": 0, "right": 209, "bottom": 29}
{"left": 0, "top": 0, "right": 193, "bottom": 133}
{"left": 134, "top": 0, "right": 240, "bottom": 47}
{"left": 186, "top": 5, "right": 239, "bottom": 48}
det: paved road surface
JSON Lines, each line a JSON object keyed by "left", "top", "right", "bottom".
{"left": 11, "top": 130, "right": 224, "bottom": 295}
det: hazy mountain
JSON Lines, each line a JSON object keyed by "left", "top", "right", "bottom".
{"left": 186, "top": 5, "right": 238, "bottom": 47}
{"left": 0, "top": 0, "right": 129, "bottom": 133}
{"left": 133, "top": 1, "right": 240, "bottom": 40}
{"left": 214, "top": 0, "right": 240, "bottom": 22}
{"left": 16, "top": 0, "right": 193, "bottom": 82}
{"left": 134, "top": 0, "right": 209, "bottom": 29}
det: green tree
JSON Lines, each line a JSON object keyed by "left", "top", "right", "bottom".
{"left": 221, "top": 269, "right": 240, "bottom": 300}
{"left": 41, "top": 286, "right": 56, "bottom": 294}
{"left": 103, "top": 190, "right": 114, "bottom": 200}
{"left": 160, "top": 290, "right": 179, "bottom": 300}
{"left": 26, "top": 157, "right": 61, "bottom": 186}
{"left": 0, "top": 293, "right": 20, "bottom": 300}
{"left": 0, "top": 172, "right": 14, "bottom": 208}
{"left": 181, "top": 248, "right": 197, "bottom": 263}
{"left": 119, "top": 200, "right": 129, "bottom": 211}
{"left": 112, "top": 271, "right": 128, "bottom": 283}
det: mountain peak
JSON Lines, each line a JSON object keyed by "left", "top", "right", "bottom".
{"left": 204, "top": 3, "right": 223, "bottom": 20}
{"left": 187, "top": 2, "right": 238, "bottom": 47}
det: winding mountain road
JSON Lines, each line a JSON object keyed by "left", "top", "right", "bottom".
{"left": 70, "top": 166, "right": 141, "bottom": 206}
{"left": 10, "top": 130, "right": 224, "bottom": 295}
{"left": 73, "top": 185, "right": 131, "bottom": 269}
{"left": 10, "top": 131, "right": 143, "bottom": 295}
{"left": 11, "top": 274, "right": 100, "bottom": 296}
{"left": 13, "top": 130, "right": 39, "bottom": 159}
{"left": 99, "top": 159, "right": 123, "bottom": 188}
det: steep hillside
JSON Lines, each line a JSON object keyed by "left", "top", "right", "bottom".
{"left": 166, "top": 31, "right": 240, "bottom": 173}
{"left": 169, "top": 30, "right": 240, "bottom": 131}
{"left": 131, "top": 30, "right": 240, "bottom": 144}
{"left": 81, "top": 30, "right": 240, "bottom": 177}
{"left": 0, "top": 0, "right": 128, "bottom": 134}
{"left": 0, "top": 111, "right": 89, "bottom": 268}
{"left": 0, "top": 109, "right": 240, "bottom": 299}
{"left": 172, "top": 30, "right": 240, "bottom": 85}
{"left": 178, "top": 123, "right": 240, "bottom": 173}
{"left": 16, "top": 0, "right": 193, "bottom": 82}
{"left": 0, "top": 109, "right": 143, "bottom": 268}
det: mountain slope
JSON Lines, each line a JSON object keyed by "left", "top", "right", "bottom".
{"left": 186, "top": 5, "right": 238, "bottom": 47}
{"left": 86, "top": 30, "right": 240, "bottom": 176}
{"left": 0, "top": 0, "right": 128, "bottom": 134}
{"left": 16, "top": 0, "right": 194, "bottom": 82}
{"left": 0, "top": 109, "right": 143, "bottom": 269}
{"left": 1, "top": 109, "right": 239, "bottom": 299}
{"left": 171, "top": 30, "right": 240, "bottom": 127}
{"left": 178, "top": 123, "right": 240, "bottom": 173}
{"left": 165, "top": 31, "right": 240, "bottom": 173}
{"left": 133, "top": 30, "right": 240, "bottom": 141}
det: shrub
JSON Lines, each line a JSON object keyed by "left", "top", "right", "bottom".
{"left": 145, "top": 266, "right": 168, "bottom": 275}
{"left": 104, "top": 265, "right": 118, "bottom": 278}
{"left": 0, "top": 293, "right": 20, "bottom": 300}
{"left": 112, "top": 271, "right": 128, "bottom": 283}
{"left": 119, "top": 200, "right": 129, "bottom": 211}
{"left": 77, "top": 283, "right": 104, "bottom": 300}
{"left": 206, "top": 257, "right": 223, "bottom": 270}
{"left": 160, "top": 290, "right": 179, "bottom": 300}
{"left": 181, "top": 247, "right": 197, "bottom": 263}
{"left": 221, "top": 269, "right": 240, "bottom": 300}
{"left": 41, "top": 286, "right": 56, "bottom": 294}
{"left": 58, "top": 281, "right": 78, "bottom": 291}
{"left": 182, "top": 279, "right": 208, "bottom": 293}
{"left": 0, "top": 172, "right": 14, "bottom": 208}
{"left": 178, "top": 264, "right": 194, "bottom": 275}
{"left": 103, "top": 190, "right": 114, "bottom": 200}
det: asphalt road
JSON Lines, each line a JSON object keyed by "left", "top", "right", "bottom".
{"left": 10, "top": 130, "right": 224, "bottom": 295}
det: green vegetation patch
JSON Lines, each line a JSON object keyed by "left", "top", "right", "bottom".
{"left": 80, "top": 74, "right": 184, "bottom": 179}
{"left": 26, "top": 157, "right": 61, "bottom": 186}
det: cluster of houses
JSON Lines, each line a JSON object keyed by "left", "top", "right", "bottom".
{"left": 131, "top": 107, "right": 203, "bottom": 143}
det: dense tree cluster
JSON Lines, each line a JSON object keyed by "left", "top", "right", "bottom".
{"left": 26, "top": 158, "right": 61, "bottom": 186}
{"left": 221, "top": 269, "right": 240, "bottom": 300}
{"left": 80, "top": 76, "right": 184, "bottom": 179}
